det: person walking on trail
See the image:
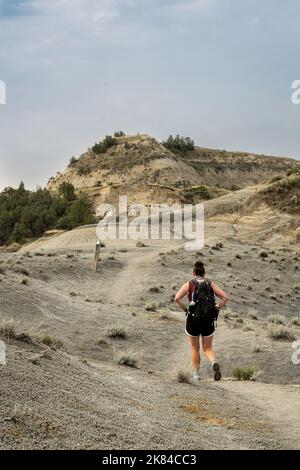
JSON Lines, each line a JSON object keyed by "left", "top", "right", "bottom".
{"left": 175, "top": 260, "right": 229, "bottom": 381}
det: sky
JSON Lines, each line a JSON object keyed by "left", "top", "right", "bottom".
{"left": 0, "top": 0, "right": 300, "bottom": 190}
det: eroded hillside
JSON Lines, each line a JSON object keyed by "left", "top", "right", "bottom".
{"left": 47, "top": 134, "right": 299, "bottom": 209}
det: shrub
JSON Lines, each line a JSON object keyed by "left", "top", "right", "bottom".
{"left": 175, "top": 370, "right": 191, "bottom": 384}
{"left": 117, "top": 352, "right": 138, "bottom": 368}
{"left": 248, "top": 308, "right": 258, "bottom": 320}
{"left": 267, "top": 314, "right": 286, "bottom": 325}
{"left": 58, "top": 182, "right": 76, "bottom": 202}
{"left": 222, "top": 307, "right": 238, "bottom": 319}
{"left": 16, "top": 268, "right": 29, "bottom": 276}
{"left": 291, "top": 316, "right": 300, "bottom": 326}
{"left": 9, "top": 403, "right": 32, "bottom": 423}
{"left": 41, "top": 335, "right": 63, "bottom": 349}
{"left": 0, "top": 318, "right": 16, "bottom": 338}
{"left": 233, "top": 367, "right": 256, "bottom": 381}
{"left": 68, "top": 156, "right": 78, "bottom": 166}
{"left": 159, "top": 310, "right": 170, "bottom": 320}
{"left": 269, "top": 175, "right": 282, "bottom": 184}
{"left": 268, "top": 324, "right": 295, "bottom": 340}
{"left": 114, "top": 131, "right": 125, "bottom": 137}
{"left": 149, "top": 286, "right": 160, "bottom": 293}
{"left": 145, "top": 302, "right": 159, "bottom": 312}
{"left": 92, "top": 135, "right": 117, "bottom": 154}
{"left": 162, "top": 135, "right": 195, "bottom": 154}
{"left": 106, "top": 325, "right": 127, "bottom": 339}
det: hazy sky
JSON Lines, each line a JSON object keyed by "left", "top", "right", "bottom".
{"left": 0, "top": 0, "right": 299, "bottom": 190}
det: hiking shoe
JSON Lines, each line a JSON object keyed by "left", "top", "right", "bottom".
{"left": 212, "top": 362, "right": 221, "bottom": 381}
{"left": 193, "top": 370, "right": 201, "bottom": 380}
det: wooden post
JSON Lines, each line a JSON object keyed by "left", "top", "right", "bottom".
{"left": 93, "top": 240, "right": 101, "bottom": 271}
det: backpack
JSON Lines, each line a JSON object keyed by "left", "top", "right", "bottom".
{"left": 188, "top": 278, "right": 219, "bottom": 324}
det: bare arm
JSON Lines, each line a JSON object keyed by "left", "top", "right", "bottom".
{"left": 175, "top": 282, "right": 189, "bottom": 312}
{"left": 211, "top": 281, "right": 229, "bottom": 310}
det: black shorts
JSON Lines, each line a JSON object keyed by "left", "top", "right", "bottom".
{"left": 185, "top": 316, "right": 215, "bottom": 338}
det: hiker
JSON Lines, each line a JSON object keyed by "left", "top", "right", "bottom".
{"left": 175, "top": 260, "right": 228, "bottom": 381}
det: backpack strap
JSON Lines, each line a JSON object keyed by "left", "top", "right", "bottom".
{"left": 188, "top": 280, "right": 196, "bottom": 302}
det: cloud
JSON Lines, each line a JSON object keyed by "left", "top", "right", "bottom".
{"left": 0, "top": 0, "right": 131, "bottom": 68}
{"left": 20, "top": 0, "right": 120, "bottom": 22}
{"left": 10, "top": 0, "right": 121, "bottom": 36}
{"left": 168, "top": 0, "right": 215, "bottom": 14}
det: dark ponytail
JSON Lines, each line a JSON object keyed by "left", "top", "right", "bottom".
{"left": 193, "top": 260, "right": 205, "bottom": 277}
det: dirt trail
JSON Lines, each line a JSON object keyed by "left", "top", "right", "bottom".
{"left": 106, "top": 248, "right": 161, "bottom": 304}
{"left": 105, "top": 238, "right": 300, "bottom": 449}
{"left": 219, "top": 381, "right": 300, "bottom": 448}
{"left": 2, "top": 226, "right": 300, "bottom": 449}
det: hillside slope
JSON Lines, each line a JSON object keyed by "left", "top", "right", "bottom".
{"left": 1, "top": 230, "right": 300, "bottom": 449}
{"left": 47, "top": 134, "right": 299, "bottom": 208}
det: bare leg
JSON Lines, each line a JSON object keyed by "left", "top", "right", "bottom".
{"left": 188, "top": 336, "right": 200, "bottom": 370}
{"left": 202, "top": 335, "right": 216, "bottom": 363}
{"left": 202, "top": 335, "right": 221, "bottom": 381}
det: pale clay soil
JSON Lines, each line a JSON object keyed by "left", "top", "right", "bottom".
{"left": 0, "top": 221, "right": 299, "bottom": 450}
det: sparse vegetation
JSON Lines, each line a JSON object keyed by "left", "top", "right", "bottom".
{"left": 175, "top": 369, "right": 191, "bottom": 384}
{"left": 268, "top": 324, "right": 295, "bottom": 340}
{"left": 267, "top": 314, "right": 287, "bottom": 325}
{"left": 291, "top": 316, "right": 300, "bottom": 326}
{"left": 184, "top": 185, "right": 216, "bottom": 201}
{"left": 106, "top": 325, "right": 127, "bottom": 339}
{"left": 8, "top": 403, "right": 32, "bottom": 423}
{"left": 117, "top": 352, "right": 138, "bottom": 368}
{"left": 114, "top": 131, "right": 126, "bottom": 137}
{"left": 145, "top": 302, "right": 159, "bottom": 312}
{"left": 159, "top": 310, "right": 170, "bottom": 320}
{"left": 41, "top": 335, "right": 64, "bottom": 349}
{"left": 162, "top": 135, "right": 195, "bottom": 154}
{"left": 0, "top": 318, "right": 17, "bottom": 338}
{"left": 250, "top": 173, "right": 300, "bottom": 214}
{"left": 222, "top": 307, "right": 238, "bottom": 320}
{"left": 68, "top": 156, "right": 78, "bottom": 167}
{"left": 16, "top": 268, "right": 29, "bottom": 276}
{"left": 149, "top": 286, "right": 160, "bottom": 293}
{"left": 92, "top": 135, "right": 117, "bottom": 154}
{"left": 248, "top": 308, "right": 258, "bottom": 320}
{"left": 233, "top": 367, "right": 256, "bottom": 381}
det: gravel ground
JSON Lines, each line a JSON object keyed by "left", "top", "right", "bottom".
{"left": 0, "top": 225, "right": 299, "bottom": 449}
